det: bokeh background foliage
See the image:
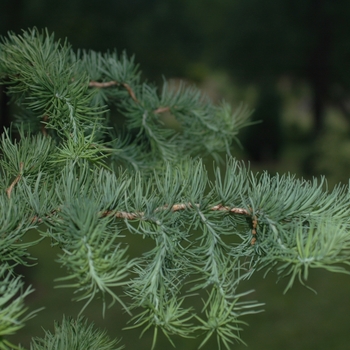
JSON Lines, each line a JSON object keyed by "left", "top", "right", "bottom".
{"left": 1, "top": 1, "right": 350, "bottom": 349}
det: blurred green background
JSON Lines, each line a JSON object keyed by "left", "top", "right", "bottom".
{"left": 1, "top": 0, "right": 350, "bottom": 349}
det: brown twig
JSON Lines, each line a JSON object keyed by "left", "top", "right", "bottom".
{"left": 41, "top": 115, "right": 48, "bottom": 136}
{"left": 30, "top": 209, "right": 59, "bottom": 224}
{"left": 6, "top": 162, "right": 24, "bottom": 199}
{"left": 88, "top": 80, "right": 175, "bottom": 113}
{"left": 101, "top": 203, "right": 253, "bottom": 219}
{"left": 88, "top": 80, "right": 139, "bottom": 103}
{"left": 30, "top": 215, "right": 43, "bottom": 224}
{"left": 121, "top": 83, "right": 138, "bottom": 103}
{"left": 88, "top": 81, "right": 118, "bottom": 88}
{"left": 153, "top": 106, "right": 171, "bottom": 114}
{"left": 251, "top": 214, "right": 258, "bottom": 245}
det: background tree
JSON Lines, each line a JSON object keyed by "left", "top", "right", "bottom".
{"left": 3, "top": 0, "right": 350, "bottom": 155}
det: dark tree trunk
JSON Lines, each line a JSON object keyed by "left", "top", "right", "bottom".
{"left": 307, "top": 0, "right": 333, "bottom": 136}
{"left": 0, "top": 0, "right": 24, "bottom": 133}
{"left": 0, "top": 85, "right": 11, "bottom": 133}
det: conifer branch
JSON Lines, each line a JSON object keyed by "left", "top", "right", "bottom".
{"left": 1, "top": 28, "right": 349, "bottom": 350}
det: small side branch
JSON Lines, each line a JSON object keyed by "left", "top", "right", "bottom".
{"left": 6, "top": 162, "right": 24, "bottom": 199}
{"left": 41, "top": 115, "right": 48, "bottom": 136}
{"left": 88, "top": 80, "right": 139, "bottom": 103}
{"left": 121, "top": 83, "right": 138, "bottom": 103}
{"left": 30, "top": 209, "right": 58, "bottom": 224}
{"left": 153, "top": 106, "right": 171, "bottom": 114}
{"left": 88, "top": 81, "right": 118, "bottom": 88}
{"left": 251, "top": 215, "right": 258, "bottom": 245}
{"left": 89, "top": 80, "right": 174, "bottom": 113}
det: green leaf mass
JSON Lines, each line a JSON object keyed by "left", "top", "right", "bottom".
{"left": 0, "top": 28, "right": 349, "bottom": 349}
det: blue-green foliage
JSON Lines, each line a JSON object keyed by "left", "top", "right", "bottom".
{"left": 1, "top": 28, "right": 350, "bottom": 350}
